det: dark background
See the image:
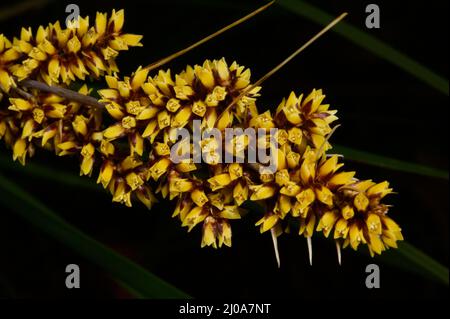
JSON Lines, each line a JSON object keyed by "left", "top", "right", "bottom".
{"left": 0, "top": 0, "right": 448, "bottom": 298}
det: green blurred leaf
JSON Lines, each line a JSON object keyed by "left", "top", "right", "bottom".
{"left": 0, "top": 154, "right": 100, "bottom": 191}
{"left": 377, "top": 242, "right": 449, "bottom": 286}
{"left": 0, "top": 0, "right": 50, "bottom": 21}
{"left": 0, "top": 173, "right": 190, "bottom": 299}
{"left": 334, "top": 145, "right": 448, "bottom": 180}
{"left": 277, "top": 0, "right": 448, "bottom": 95}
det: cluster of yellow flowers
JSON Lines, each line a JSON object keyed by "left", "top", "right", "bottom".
{"left": 0, "top": 10, "right": 403, "bottom": 260}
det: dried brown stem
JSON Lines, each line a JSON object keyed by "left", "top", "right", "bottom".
{"left": 144, "top": 1, "right": 275, "bottom": 72}
{"left": 19, "top": 79, "right": 105, "bottom": 109}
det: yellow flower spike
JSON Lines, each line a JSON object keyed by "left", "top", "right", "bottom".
{"left": 249, "top": 111, "right": 275, "bottom": 129}
{"left": 100, "top": 140, "right": 115, "bottom": 156}
{"left": 47, "top": 58, "right": 60, "bottom": 83}
{"left": 80, "top": 155, "right": 94, "bottom": 176}
{"left": 172, "top": 106, "right": 192, "bottom": 128}
{"left": 216, "top": 109, "right": 233, "bottom": 131}
{"left": 208, "top": 173, "right": 232, "bottom": 191}
{"left": 219, "top": 205, "right": 241, "bottom": 219}
{"left": 295, "top": 188, "right": 315, "bottom": 212}
{"left": 256, "top": 213, "right": 279, "bottom": 233}
{"left": 136, "top": 185, "right": 158, "bottom": 210}
{"left": 149, "top": 158, "right": 171, "bottom": 180}
{"left": 349, "top": 223, "right": 365, "bottom": 250}
{"left": 120, "top": 156, "right": 142, "bottom": 172}
{"left": 172, "top": 197, "right": 192, "bottom": 220}
{"left": 175, "top": 162, "right": 197, "bottom": 173}
{"left": 249, "top": 184, "right": 276, "bottom": 201}
{"left": 154, "top": 69, "right": 174, "bottom": 95}
{"left": 129, "top": 132, "right": 144, "bottom": 156}
{"left": 354, "top": 180, "right": 375, "bottom": 192}
{"left": 315, "top": 185, "right": 334, "bottom": 207}
{"left": 121, "top": 116, "right": 135, "bottom": 129}
{"left": 131, "top": 67, "right": 149, "bottom": 91}
{"left": 13, "top": 138, "right": 27, "bottom": 164}
{"left": 218, "top": 220, "right": 232, "bottom": 248}
{"left": 233, "top": 182, "right": 248, "bottom": 206}
{"left": 9, "top": 98, "right": 32, "bottom": 111}
{"left": 334, "top": 218, "right": 349, "bottom": 239}
{"left": 125, "top": 101, "right": 143, "bottom": 117}
{"left": 216, "top": 58, "right": 229, "bottom": 81}
{"left": 120, "top": 34, "right": 143, "bottom": 47}
{"left": 277, "top": 194, "right": 292, "bottom": 217}
{"left": 195, "top": 65, "right": 215, "bottom": 90}
{"left": 104, "top": 123, "right": 126, "bottom": 140}
{"left": 273, "top": 147, "right": 287, "bottom": 171}
{"left": 46, "top": 103, "right": 67, "bottom": 118}
{"left": 212, "top": 85, "right": 227, "bottom": 101}
{"left": 80, "top": 143, "right": 95, "bottom": 158}
{"left": 57, "top": 141, "right": 78, "bottom": 155}
{"left": 95, "top": 12, "right": 108, "bottom": 35}
{"left": 287, "top": 127, "right": 302, "bottom": 145}
{"left": 40, "top": 126, "right": 57, "bottom": 146}
{"left": 299, "top": 214, "right": 316, "bottom": 237}
{"left": 367, "top": 181, "right": 392, "bottom": 198}
{"left": 191, "top": 100, "right": 206, "bottom": 117}
{"left": 105, "top": 75, "right": 118, "bottom": 89}
{"left": 283, "top": 93, "right": 302, "bottom": 125}
{"left": 72, "top": 115, "right": 88, "bottom": 136}
{"left": 286, "top": 151, "right": 300, "bottom": 169}
{"left": 170, "top": 178, "right": 194, "bottom": 193}
{"left": 234, "top": 69, "right": 251, "bottom": 90}
{"left": 21, "top": 119, "right": 36, "bottom": 139}
{"left": 382, "top": 216, "right": 401, "bottom": 232}
{"left": 97, "top": 160, "right": 114, "bottom": 188}
{"left": 27, "top": 47, "right": 46, "bottom": 61}
{"left": 366, "top": 213, "right": 382, "bottom": 235}
{"left": 165, "top": 98, "right": 181, "bottom": 113}
{"left": 228, "top": 163, "right": 243, "bottom": 180}
{"left": 318, "top": 155, "right": 339, "bottom": 177}
{"left": 154, "top": 142, "right": 170, "bottom": 156}
{"left": 259, "top": 172, "right": 274, "bottom": 183}
{"left": 341, "top": 205, "right": 355, "bottom": 220}
{"left": 0, "top": 120, "right": 5, "bottom": 138}
{"left": 381, "top": 231, "right": 398, "bottom": 248}
{"left": 201, "top": 216, "right": 217, "bottom": 248}
{"left": 182, "top": 206, "right": 208, "bottom": 232}
{"left": 368, "top": 233, "right": 384, "bottom": 255}
{"left": 191, "top": 189, "right": 209, "bottom": 207}
{"left": 109, "top": 9, "right": 125, "bottom": 33}
{"left": 280, "top": 182, "right": 301, "bottom": 197}
{"left": 208, "top": 192, "right": 224, "bottom": 210}
{"left": 157, "top": 110, "right": 170, "bottom": 129}
{"left": 316, "top": 211, "right": 338, "bottom": 237}
{"left": 354, "top": 192, "right": 369, "bottom": 212}
{"left": 275, "top": 169, "right": 290, "bottom": 186}
{"left": 0, "top": 70, "right": 13, "bottom": 92}
{"left": 142, "top": 119, "right": 158, "bottom": 138}
{"left": 300, "top": 154, "right": 316, "bottom": 183}
{"left": 135, "top": 105, "right": 158, "bottom": 120}
{"left": 67, "top": 35, "right": 81, "bottom": 53}
{"left": 125, "top": 172, "right": 144, "bottom": 191}
{"left": 328, "top": 171, "right": 355, "bottom": 187}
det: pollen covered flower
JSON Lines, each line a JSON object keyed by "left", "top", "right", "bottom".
{"left": 0, "top": 9, "right": 403, "bottom": 261}
{"left": 0, "top": 34, "right": 22, "bottom": 92}
{"left": 12, "top": 9, "right": 142, "bottom": 85}
{"left": 274, "top": 89, "right": 338, "bottom": 150}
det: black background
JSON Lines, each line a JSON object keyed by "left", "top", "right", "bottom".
{"left": 0, "top": 0, "right": 448, "bottom": 299}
